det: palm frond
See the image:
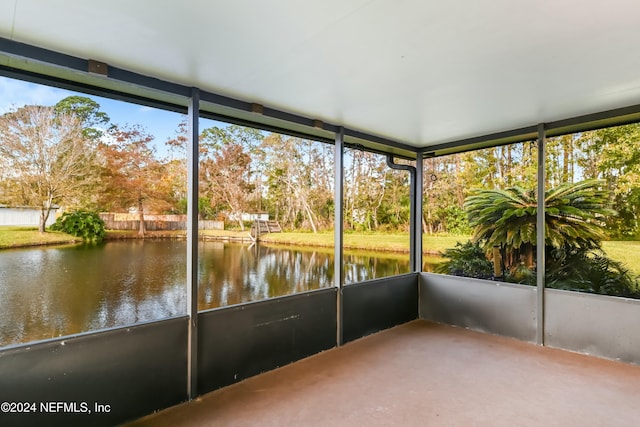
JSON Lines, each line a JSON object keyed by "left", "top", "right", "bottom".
{"left": 465, "top": 179, "right": 615, "bottom": 266}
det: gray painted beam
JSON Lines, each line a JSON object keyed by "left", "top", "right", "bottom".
{"left": 386, "top": 156, "right": 417, "bottom": 270}
{"left": 334, "top": 127, "right": 345, "bottom": 346}
{"left": 536, "top": 123, "right": 546, "bottom": 346}
{"left": 414, "top": 154, "right": 424, "bottom": 272}
{"left": 187, "top": 88, "right": 200, "bottom": 398}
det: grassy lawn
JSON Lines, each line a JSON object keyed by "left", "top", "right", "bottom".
{"left": 0, "top": 226, "right": 472, "bottom": 253}
{"left": 602, "top": 241, "right": 640, "bottom": 275}
{"left": 259, "top": 231, "right": 469, "bottom": 254}
{"left": 260, "top": 231, "right": 407, "bottom": 252}
{"left": 0, "top": 226, "right": 78, "bottom": 249}
{"left": 423, "top": 235, "right": 470, "bottom": 254}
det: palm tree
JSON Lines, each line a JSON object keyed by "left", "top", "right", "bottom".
{"left": 465, "top": 179, "right": 614, "bottom": 270}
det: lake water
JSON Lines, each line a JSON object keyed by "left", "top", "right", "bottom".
{"left": 0, "top": 240, "right": 423, "bottom": 347}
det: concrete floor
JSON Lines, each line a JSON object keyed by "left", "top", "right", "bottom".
{"left": 127, "top": 320, "right": 640, "bottom": 426}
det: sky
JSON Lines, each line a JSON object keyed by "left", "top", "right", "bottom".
{"left": 0, "top": 75, "right": 188, "bottom": 157}
{"left": 0, "top": 74, "right": 326, "bottom": 161}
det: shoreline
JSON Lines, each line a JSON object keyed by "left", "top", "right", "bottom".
{"left": 0, "top": 229, "right": 448, "bottom": 255}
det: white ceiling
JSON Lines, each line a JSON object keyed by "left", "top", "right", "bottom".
{"left": 2, "top": 0, "right": 640, "bottom": 149}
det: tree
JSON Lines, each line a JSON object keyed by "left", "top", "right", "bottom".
{"left": 166, "top": 122, "right": 268, "bottom": 224}
{"left": 421, "top": 142, "right": 538, "bottom": 236}
{"left": 200, "top": 141, "right": 254, "bottom": 229}
{"left": 545, "top": 124, "right": 640, "bottom": 238}
{"left": 424, "top": 155, "right": 467, "bottom": 234}
{"left": 0, "top": 105, "right": 100, "bottom": 232}
{"left": 54, "top": 96, "right": 111, "bottom": 140}
{"left": 344, "top": 149, "right": 388, "bottom": 231}
{"left": 99, "top": 125, "right": 169, "bottom": 236}
{"left": 579, "top": 124, "right": 640, "bottom": 238}
{"left": 378, "top": 168, "right": 410, "bottom": 230}
{"left": 162, "top": 158, "right": 188, "bottom": 214}
{"left": 200, "top": 125, "right": 263, "bottom": 152}
{"left": 199, "top": 125, "right": 263, "bottom": 229}
{"left": 465, "top": 179, "right": 614, "bottom": 271}
{"left": 260, "top": 134, "right": 333, "bottom": 232}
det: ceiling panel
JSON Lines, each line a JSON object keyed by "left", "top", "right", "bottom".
{"left": 2, "top": 0, "right": 640, "bottom": 148}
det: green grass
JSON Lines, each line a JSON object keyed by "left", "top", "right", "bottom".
{"left": 0, "top": 226, "right": 472, "bottom": 253}
{"left": 602, "top": 241, "right": 640, "bottom": 275}
{"left": 260, "top": 231, "right": 406, "bottom": 252}
{"left": 423, "top": 235, "right": 471, "bottom": 254}
{"left": 259, "top": 231, "right": 469, "bottom": 254}
{"left": 0, "top": 226, "right": 78, "bottom": 249}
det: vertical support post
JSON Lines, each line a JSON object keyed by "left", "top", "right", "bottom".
{"left": 536, "top": 123, "right": 546, "bottom": 346}
{"left": 408, "top": 166, "right": 416, "bottom": 271}
{"left": 187, "top": 87, "right": 200, "bottom": 398}
{"left": 386, "top": 156, "right": 417, "bottom": 271}
{"left": 334, "top": 127, "right": 345, "bottom": 346}
{"left": 414, "top": 153, "right": 424, "bottom": 272}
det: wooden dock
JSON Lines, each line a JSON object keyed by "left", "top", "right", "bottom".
{"left": 250, "top": 220, "right": 282, "bottom": 240}
{"left": 200, "top": 234, "right": 253, "bottom": 243}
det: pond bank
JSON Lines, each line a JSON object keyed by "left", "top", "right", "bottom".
{"left": 1, "top": 227, "right": 464, "bottom": 255}
{"left": 0, "top": 226, "right": 79, "bottom": 250}
{"left": 105, "top": 230, "right": 254, "bottom": 243}
{"left": 107, "top": 230, "right": 454, "bottom": 255}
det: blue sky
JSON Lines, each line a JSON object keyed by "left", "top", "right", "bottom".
{"left": 0, "top": 75, "right": 327, "bottom": 162}
{"left": 0, "top": 75, "right": 188, "bottom": 156}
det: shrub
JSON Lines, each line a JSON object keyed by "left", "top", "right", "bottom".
{"left": 546, "top": 249, "right": 640, "bottom": 298}
{"left": 50, "top": 210, "right": 106, "bottom": 243}
{"left": 437, "top": 206, "right": 472, "bottom": 235}
{"left": 435, "top": 240, "right": 493, "bottom": 279}
{"left": 504, "top": 262, "right": 536, "bottom": 286}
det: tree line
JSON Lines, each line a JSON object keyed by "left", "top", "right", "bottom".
{"left": 1, "top": 95, "right": 640, "bottom": 241}
{"left": 0, "top": 97, "right": 177, "bottom": 235}
{"left": 0, "top": 96, "right": 410, "bottom": 235}
{"left": 423, "top": 125, "right": 640, "bottom": 240}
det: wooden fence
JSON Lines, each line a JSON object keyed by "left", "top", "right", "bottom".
{"left": 99, "top": 213, "right": 223, "bottom": 231}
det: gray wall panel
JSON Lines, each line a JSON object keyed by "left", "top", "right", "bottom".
{"left": 343, "top": 274, "right": 418, "bottom": 343}
{"left": 0, "top": 317, "right": 189, "bottom": 427}
{"left": 420, "top": 273, "right": 537, "bottom": 342}
{"left": 545, "top": 289, "right": 640, "bottom": 364}
{"left": 198, "top": 289, "right": 337, "bottom": 394}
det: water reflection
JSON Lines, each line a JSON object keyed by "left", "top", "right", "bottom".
{"left": 0, "top": 240, "right": 416, "bottom": 347}
{"left": 0, "top": 241, "right": 186, "bottom": 347}
{"left": 199, "top": 244, "right": 334, "bottom": 308}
